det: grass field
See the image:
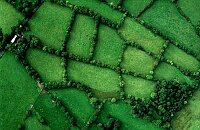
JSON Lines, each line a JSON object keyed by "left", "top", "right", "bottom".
{"left": 178, "top": 0, "right": 200, "bottom": 26}
{"left": 164, "top": 44, "right": 200, "bottom": 73}
{"left": 65, "top": 0, "right": 124, "bottom": 24}
{"left": 172, "top": 88, "right": 200, "bottom": 130}
{"left": 0, "top": 0, "right": 23, "bottom": 34}
{"left": 121, "top": 46, "right": 155, "bottom": 75}
{"left": 0, "top": 52, "right": 38, "bottom": 130}
{"left": 34, "top": 93, "right": 71, "bottom": 130}
{"left": 25, "top": 115, "right": 51, "bottom": 130}
{"left": 51, "top": 88, "right": 95, "bottom": 127}
{"left": 67, "top": 14, "right": 95, "bottom": 58}
{"left": 26, "top": 48, "right": 64, "bottom": 82}
{"left": 98, "top": 101, "right": 161, "bottom": 130}
{"left": 140, "top": 0, "right": 200, "bottom": 58}
{"left": 123, "top": 74, "right": 156, "bottom": 98}
{"left": 154, "top": 62, "right": 195, "bottom": 85}
{"left": 27, "top": 2, "right": 73, "bottom": 50}
{"left": 123, "top": 0, "right": 152, "bottom": 16}
{"left": 118, "top": 18, "right": 165, "bottom": 55}
{"left": 94, "top": 24, "right": 123, "bottom": 66}
{"left": 67, "top": 60, "right": 120, "bottom": 92}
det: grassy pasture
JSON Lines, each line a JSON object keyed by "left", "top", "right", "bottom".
{"left": 118, "top": 18, "right": 165, "bottom": 55}
{"left": 26, "top": 48, "right": 64, "bottom": 82}
{"left": 94, "top": 24, "right": 123, "bottom": 66}
{"left": 51, "top": 88, "right": 95, "bottom": 127}
{"left": 123, "top": 74, "right": 156, "bottom": 98}
{"left": 25, "top": 115, "right": 51, "bottom": 130}
{"left": 67, "top": 60, "right": 120, "bottom": 92}
{"left": 178, "top": 0, "right": 200, "bottom": 26}
{"left": 34, "top": 93, "right": 71, "bottom": 130}
{"left": 154, "top": 62, "right": 195, "bottom": 85}
{"left": 164, "top": 44, "right": 200, "bottom": 73}
{"left": 27, "top": 2, "right": 73, "bottom": 50}
{"left": 0, "top": 0, "right": 23, "bottom": 34}
{"left": 92, "top": 89, "right": 120, "bottom": 99}
{"left": 65, "top": 0, "right": 124, "bottom": 24}
{"left": 172, "top": 88, "right": 200, "bottom": 130}
{"left": 67, "top": 14, "right": 95, "bottom": 58}
{"left": 0, "top": 52, "right": 38, "bottom": 130}
{"left": 140, "top": 0, "right": 200, "bottom": 58}
{"left": 98, "top": 101, "right": 161, "bottom": 130}
{"left": 121, "top": 46, "right": 155, "bottom": 75}
{"left": 123, "top": 0, "right": 152, "bottom": 16}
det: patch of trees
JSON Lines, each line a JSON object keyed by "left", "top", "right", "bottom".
{"left": 131, "top": 80, "right": 199, "bottom": 129}
{"left": 5, "top": 0, "right": 40, "bottom": 16}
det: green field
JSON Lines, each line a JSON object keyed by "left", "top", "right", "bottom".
{"left": 34, "top": 93, "right": 71, "bottom": 129}
{"left": 164, "top": 44, "right": 200, "bottom": 73}
{"left": 27, "top": 2, "right": 73, "bottom": 50}
{"left": 172, "top": 88, "right": 200, "bottom": 130}
{"left": 94, "top": 24, "right": 123, "bottom": 66}
{"left": 123, "top": 0, "right": 152, "bottom": 16}
{"left": 98, "top": 101, "right": 161, "bottom": 130}
{"left": 51, "top": 88, "right": 95, "bottom": 127}
{"left": 25, "top": 115, "right": 51, "bottom": 130}
{"left": 140, "top": 0, "right": 200, "bottom": 58}
{"left": 26, "top": 48, "right": 64, "bottom": 82}
{"left": 67, "top": 60, "right": 120, "bottom": 92}
{"left": 65, "top": 0, "right": 124, "bottom": 24}
{"left": 0, "top": 0, "right": 23, "bottom": 34}
{"left": 0, "top": 52, "right": 38, "bottom": 130}
{"left": 118, "top": 18, "right": 165, "bottom": 55}
{"left": 121, "top": 46, "right": 155, "bottom": 75}
{"left": 178, "top": 0, "right": 200, "bottom": 26}
{"left": 123, "top": 74, "right": 155, "bottom": 98}
{"left": 67, "top": 14, "right": 95, "bottom": 58}
{"left": 154, "top": 62, "right": 195, "bottom": 85}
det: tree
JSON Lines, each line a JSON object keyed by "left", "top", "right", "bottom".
{"left": 0, "top": 28, "right": 3, "bottom": 42}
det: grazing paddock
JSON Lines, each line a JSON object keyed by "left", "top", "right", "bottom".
{"left": 118, "top": 18, "right": 165, "bottom": 55}
{"left": 123, "top": 0, "right": 152, "bottom": 16}
{"left": 26, "top": 48, "right": 64, "bottom": 82}
{"left": 154, "top": 62, "right": 195, "bottom": 85}
{"left": 67, "top": 60, "right": 120, "bottom": 92}
{"left": 27, "top": 2, "right": 73, "bottom": 50}
{"left": 123, "top": 74, "right": 155, "bottom": 98}
{"left": 140, "top": 0, "right": 200, "bottom": 58}
{"left": 0, "top": 0, "right": 23, "bottom": 34}
{"left": 25, "top": 115, "right": 51, "bottom": 130}
{"left": 67, "top": 14, "right": 96, "bottom": 58}
{"left": 178, "top": 0, "right": 200, "bottom": 26}
{"left": 121, "top": 46, "right": 155, "bottom": 75}
{"left": 172, "top": 88, "right": 200, "bottom": 130}
{"left": 0, "top": 52, "right": 38, "bottom": 130}
{"left": 34, "top": 94, "right": 71, "bottom": 129}
{"left": 94, "top": 24, "right": 123, "bottom": 66}
{"left": 51, "top": 88, "right": 95, "bottom": 127}
{"left": 98, "top": 101, "right": 162, "bottom": 130}
{"left": 164, "top": 44, "right": 200, "bottom": 73}
{"left": 64, "top": 0, "right": 124, "bottom": 24}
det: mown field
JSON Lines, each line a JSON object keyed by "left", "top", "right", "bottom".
{"left": 0, "top": 0, "right": 200, "bottom": 130}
